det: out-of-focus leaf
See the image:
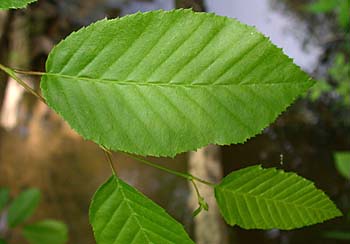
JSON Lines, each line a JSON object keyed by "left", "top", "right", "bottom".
{"left": 7, "top": 188, "right": 41, "bottom": 228}
{"left": 0, "top": 0, "right": 37, "bottom": 10}
{"left": 0, "top": 238, "right": 7, "bottom": 244}
{"left": 324, "top": 230, "right": 350, "bottom": 240}
{"left": 338, "top": 0, "right": 350, "bottom": 29}
{"left": 0, "top": 188, "right": 9, "bottom": 212}
{"left": 22, "top": 220, "right": 68, "bottom": 244}
{"left": 306, "top": 0, "right": 338, "bottom": 13}
{"left": 334, "top": 152, "right": 350, "bottom": 179}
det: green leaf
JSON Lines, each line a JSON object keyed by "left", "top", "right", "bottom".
{"left": 0, "top": 0, "right": 37, "bottom": 10}
{"left": 7, "top": 188, "right": 41, "bottom": 228}
{"left": 89, "top": 175, "right": 194, "bottom": 244}
{"left": 0, "top": 238, "right": 7, "bottom": 244}
{"left": 41, "top": 9, "right": 313, "bottom": 157}
{"left": 334, "top": 152, "right": 350, "bottom": 180}
{"left": 215, "top": 165, "right": 342, "bottom": 230}
{"left": 0, "top": 188, "right": 9, "bottom": 212}
{"left": 22, "top": 220, "right": 68, "bottom": 244}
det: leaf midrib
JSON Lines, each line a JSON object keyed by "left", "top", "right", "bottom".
{"left": 117, "top": 178, "right": 182, "bottom": 244}
{"left": 44, "top": 72, "right": 312, "bottom": 88}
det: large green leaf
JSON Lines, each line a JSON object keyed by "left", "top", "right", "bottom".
{"left": 7, "top": 188, "right": 40, "bottom": 228}
{"left": 22, "top": 220, "right": 68, "bottom": 244}
{"left": 0, "top": 0, "right": 37, "bottom": 9}
{"left": 215, "top": 165, "right": 342, "bottom": 230}
{"left": 89, "top": 175, "right": 194, "bottom": 244}
{"left": 0, "top": 188, "right": 9, "bottom": 212}
{"left": 41, "top": 9, "right": 313, "bottom": 157}
{"left": 334, "top": 151, "right": 350, "bottom": 180}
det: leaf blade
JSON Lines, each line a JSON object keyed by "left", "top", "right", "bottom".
{"left": 41, "top": 9, "right": 314, "bottom": 157}
{"left": 7, "top": 188, "right": 41, "bottom": 228}
{"left": 89, "top": 175, "right": 194, "bottom": 244}
{"left": 0, "top": 0, "right": 37, "bottom": 9}
{"left": 0, "top": 188, "right": 9, "bottom": 212}
{"left": 334, "top": 151, "right": 350, "bottom": 180}
{"left": 22, "top": 220, "right": 68, "bottom": 244}
{"left": 215, "top": 165, "right": 342, "bottom": 230}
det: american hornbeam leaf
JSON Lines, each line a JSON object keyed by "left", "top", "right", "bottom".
{"left": 0, "top": 0, "right": 37, "bottom": 9}
{"left": 89, "top": 175, "right": 194, "bottom": 244}
{"left": 215, "top": 165, "right": 342, "bottom": 230}
{"left": 41, "top": 9, "right": 314, "bottom": 157}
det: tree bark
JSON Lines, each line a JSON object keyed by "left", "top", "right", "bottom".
{"left": 188, "top": 145, "right": 229, "bottom": 244}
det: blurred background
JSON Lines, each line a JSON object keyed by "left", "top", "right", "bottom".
{"left": 0, "top": 0, "right": 349, "bottom": 243}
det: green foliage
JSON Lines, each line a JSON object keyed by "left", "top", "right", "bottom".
{"left": 0, "top": 188, "right": 9, "bottom": 212}
{"left": 41, "top": 9, "right": 313, "bottom": 157}
{"left": 0, "top": 8, "right": 341, "bottom": 242}
{"left": 7, "top": 188, "right": 40, "bottom": 228}
{"left": 306, "top": 0, "right": 350, "bottom": 29}
{"left": 22, "top": 220, "right": 68, "bottom": 244}
{"left": 89, "top": 175, "right": 194, "bottom": 244}
{"left": 214, "top": 165, "right": 342, "bottom": 230}
{"left": 0, "top": 188, "right": 67, "bottom": 243}
{"left": 308, "top": 53, "right": 350, "bottom": 105}
{"left": 0, "top": 0, "right": 37, "bottom": 10}
{"left": 334, "top": 151, "right": 350, "bottom": 179}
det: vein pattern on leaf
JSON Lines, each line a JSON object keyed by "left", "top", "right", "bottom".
{"left": 215, "top": 165, "right": 342, "bottom": 230}
{"left": 89, "top": 175, "right": 194, "bottom": 244}
{"left": 41, "top": 9, "right": 314, "bottom": 157}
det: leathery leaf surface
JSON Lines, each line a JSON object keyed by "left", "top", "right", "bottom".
{"left": 41, "top": 9, "right": 314, "bottom": 157}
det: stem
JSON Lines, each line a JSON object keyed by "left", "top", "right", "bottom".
{"left": 13, "top": 69, "right": 46, "bottom": 76}
{"left": 191, "top": 179, "right": 202, "bottom": 200}
{"left": 0, "top": 64, "right": 46, "bottom": 103}
{"left": 101, "top": 147, "right": 117, "bottom": 176}
{"left": 122, "top": 152, "right": 215, "bottom": 187}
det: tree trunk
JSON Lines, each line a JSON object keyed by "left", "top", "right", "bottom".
{"left": 188, "top": 145, "right": 229, "bottom": 244}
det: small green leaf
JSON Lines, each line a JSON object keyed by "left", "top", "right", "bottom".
{"left": 22, "top": 220, "right": 68, "bottom": 244}
{"left": 215, "top": 165, "right": 342, "bottom": 230}
{"left": 0, "top": 238, "right": 7, "bottom": 244}
{"left": 0, "top": 0, "right": 37, "bottom": 10}
{"left": 7, "top": 188, "right": 41, "bottom": 228}
{"left": 41, "top": 9, "right": 313, "bottom": 157}
{"left": 0, "top": 188, "right": 9, "bottom": 212}
{"left": 89, "top": 175, "right": 194, "bottom": 244}
{"left": 334, "top": 151, "right": 350, "bottom": 180}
